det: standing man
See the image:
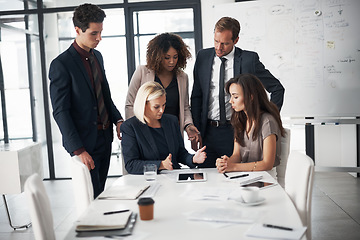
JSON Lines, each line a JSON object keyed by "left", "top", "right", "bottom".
{"left": 49, "top": 3, "right": 124, "bottom": 198}
{"left": 191, "top": 17, "right": 284, "bottom": 168}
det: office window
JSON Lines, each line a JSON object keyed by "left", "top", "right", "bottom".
{"left": 1, "top": 0, "right": 202, "bottom": 179}
{"left": 1, "top": 22, "right": 32, "bottom": 139}
{"left": 134, "top": 8, "right": 196, "bottom": 84}
{"left": 0, "top": 0, "right": 37, "bottom": 11}
{"left": 45, "top": 9, "right": 128, "bottom": 177}
{"left": 42, "top": 0, "right": 124, "bottom": 8}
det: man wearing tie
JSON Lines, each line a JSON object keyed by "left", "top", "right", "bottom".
{"left": 49, "top": 3, "right": 124, "bottom": 198}
{"left": 191, "top": 17, "right": 284, "bottom": 168}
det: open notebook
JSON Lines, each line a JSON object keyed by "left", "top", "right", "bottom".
{"left": 97, "top": 184, "right": 150, "bottom": 200}
{"left": 76, "top": 210, "right": 132, "bottom": 232}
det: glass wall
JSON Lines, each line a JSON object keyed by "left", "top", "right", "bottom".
{"left": 134, "top": 8, "right": 196, "bottom": 85}
{"left": 44, "top": 8, "right": 128, "bottom": 177}
{"left": 0, "top": 0, "right": 202, "bottom": 179}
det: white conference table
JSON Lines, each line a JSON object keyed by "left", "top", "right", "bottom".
{"left": 64, "top": 168, "right": 304, "bottom": 240}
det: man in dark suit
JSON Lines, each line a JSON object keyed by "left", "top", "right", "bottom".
{"left": 49, "top": 3, "right": 124, "bottom": 198}
{"left": 191, "top": 17, "right": 284, "bottom": 168}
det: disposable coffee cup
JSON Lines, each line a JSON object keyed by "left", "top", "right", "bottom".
{"left": 138, "top": 197, "right": 155, "bottom": 220}
{"left": 241, "top": 186, "right": 260, "bottom": 203}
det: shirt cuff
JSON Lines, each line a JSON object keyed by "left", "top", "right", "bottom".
{"left": 73, "top": 147, "right": 85, "bottom": 156}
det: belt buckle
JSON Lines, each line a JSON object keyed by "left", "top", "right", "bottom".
{"left": 215, "top": 121, "right": 219, "bottom": 127}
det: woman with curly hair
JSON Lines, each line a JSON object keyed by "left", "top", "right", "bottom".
{"left": 125, "top": 33, "right": 200, "bottom": 147}
{"left": 215, "top": 74, "right": 286, "bottom": 178}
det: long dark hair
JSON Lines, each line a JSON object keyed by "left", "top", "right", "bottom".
{"left": 225, "top": 74, "right": 285, "bottom": 146}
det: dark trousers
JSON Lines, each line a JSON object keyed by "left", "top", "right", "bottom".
{"left": 89, "top": 127, "right": 112, "bottom": 198}
{"left": 199, "top": 123, "right": 234, "bottom": 168}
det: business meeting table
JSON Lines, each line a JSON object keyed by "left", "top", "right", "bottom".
{"left": 64, "top": 168, "right": 305, "bottom": 240}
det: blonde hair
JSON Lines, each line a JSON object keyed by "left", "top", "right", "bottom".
{"left": 133, "top": 82, "right": 166, "bottom": 124}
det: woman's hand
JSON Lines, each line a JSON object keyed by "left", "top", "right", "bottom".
{"left": 216, "top": 155, "right": 229, "bottom": 173}
{"left": 193, "top": 146, "right": 207, "bottom": 164}
{"left": 160, "top": 154, "right": 173, "bottom": 170}
{"left": 186, "top": 125, "right": 200, "bottom": 141}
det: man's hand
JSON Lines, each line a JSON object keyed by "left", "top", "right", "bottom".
{"left": 79, "top": 151, "right": 95, "bottom": 171}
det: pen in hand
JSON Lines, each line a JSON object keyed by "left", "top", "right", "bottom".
{"left": 103, "top": 209, "right": 130, "bottom": 215}
{"left": 263, "top": 224, "right": 293, "bottom": 231}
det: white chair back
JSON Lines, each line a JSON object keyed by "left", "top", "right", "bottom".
{"left": 276, "top": 128, "right": 291, "bottom": 187}
{"left": 285, "top": 151, "right": 314, "bottom": 240}
{"left": 71, "top": 156, "right": 94, "bottom": 217}
{"left": 24, "top": 173, "right": 55, "bottom": 240}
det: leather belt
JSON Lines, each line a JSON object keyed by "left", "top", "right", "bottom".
{"left": 207, "top": 119, "right": 231, "bottom": 127}
{"left": 97, "top": 121, "right": 110, "bottom": 130}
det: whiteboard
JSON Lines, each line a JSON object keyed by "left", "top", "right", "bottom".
{"left": 213, "top": 0, "right": 360, "bottom": 117}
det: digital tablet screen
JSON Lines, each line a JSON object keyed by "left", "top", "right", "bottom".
{"left": 177, "top": 173, "right": 206, "bottom": 182}
{"left": 241, "top": 181, "right": 276, "bottom": 189}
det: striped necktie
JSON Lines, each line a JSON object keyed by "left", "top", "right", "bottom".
{"left": 89, "top": 54, "right": 108, "bottom": 127}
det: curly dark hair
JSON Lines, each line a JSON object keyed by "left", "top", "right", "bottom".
{"left": 146, "top": 33, "right": 191, "bottom": 74}
{"left": 73, "top": 3, "right": 106, "bottom": 32}
{"left": 225, "top": 74, "right": 285, "bottom": 147}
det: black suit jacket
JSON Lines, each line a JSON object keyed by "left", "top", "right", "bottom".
{"left": 49, "top": 45, "right": 122, "bottom": 155}
{"left": 191, "top": 47, "right": 284, "bottom": 136}
{"left": 120, "top": 114, "right": 195, "bottom": 174}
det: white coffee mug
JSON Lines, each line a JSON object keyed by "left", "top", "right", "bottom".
{"left": 241, "top": 186, "right": 260, "bottom": 203}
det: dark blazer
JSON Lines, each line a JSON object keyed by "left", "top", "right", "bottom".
{"left": 120, "top": 114, "right": 196, "bottom": 174}
{"left": 49, "top": 45, "right": 122, "bottom": 155}
{"left": 191, "top": 47, "right": 285, "bottom": 136}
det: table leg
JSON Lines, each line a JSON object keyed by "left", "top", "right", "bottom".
{"left": 2, "top": 195, "right": 32, "bottom": 230}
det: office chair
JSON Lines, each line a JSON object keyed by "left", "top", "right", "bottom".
{"left": 24, "top": 173, "right": 56, "bottom": 240}
{"left": 276, "top": 128, "right": 291, "bottom": 187}
{"left": 285, "top": 151, "right": 315, "bottom": 240}
{"left": 71, "top": 156, "right": 94, "bottom": 217}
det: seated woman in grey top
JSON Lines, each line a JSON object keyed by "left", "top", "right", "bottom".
{"left": 216, "top": 74, "right": 286, "bottom": 175}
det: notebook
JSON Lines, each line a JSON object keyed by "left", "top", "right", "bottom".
{"left": 97, "top": 184, "right": 150, "bottom": 200}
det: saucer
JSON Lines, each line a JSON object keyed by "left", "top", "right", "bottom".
{"left": 235, "top": 197, "right": 266, "bottom": 206}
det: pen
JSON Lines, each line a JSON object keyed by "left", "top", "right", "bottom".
{"left": 263, "top": 224, "right": 293, "bottom": 231}
{"left": 103, "top": 209, "right": 130, "bottom": 215}
{"left": 223, "top": 173, "right": 229, "bottom": 178}
{"left": 230, "top": 174, "right": 249, "bottom": 179}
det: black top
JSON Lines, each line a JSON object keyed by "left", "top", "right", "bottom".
{"left": 148, "top": 126, "right": 170, "bottom": 160}
{"left": 155, "top": 75, "right": 179, "bottom": 120}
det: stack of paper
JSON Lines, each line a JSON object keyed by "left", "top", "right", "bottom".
{"left": 98, "top": 184, "right": 150, "bottom": 200}
{"left": 76, "top": 210, "right": 132, "bottom": 231}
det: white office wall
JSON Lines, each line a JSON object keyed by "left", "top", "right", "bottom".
{"left": 200, "top": 0, "right": 234, "bottom": 49}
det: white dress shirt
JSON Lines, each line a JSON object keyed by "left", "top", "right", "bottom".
{"left": 208, "top": 47, "right": 235, "bottom": 121}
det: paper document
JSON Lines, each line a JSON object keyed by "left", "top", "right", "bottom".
{"left": 245, "top": 223, "right": 307, "bottom": 240}
{"left": 76, "top": 210, "right": 132, "bottom": 231}
{"left": 188, "top": 207, "right": 260, "bottom": 224}
{"left": 98, "top": 184, "right": 150, "bottom": 200}
{"left": 182, "top": 187, "right": 235, "bottom": 201}
{"left": 224, "top": 173, "right": 263, "bottom": 185}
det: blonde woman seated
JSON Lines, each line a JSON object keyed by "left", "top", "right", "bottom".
{"left": 216, "top": 74, "right": 285, "bottom": 177}
{"left": 121, "top": 82, "right": 207, "bottom": 174}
